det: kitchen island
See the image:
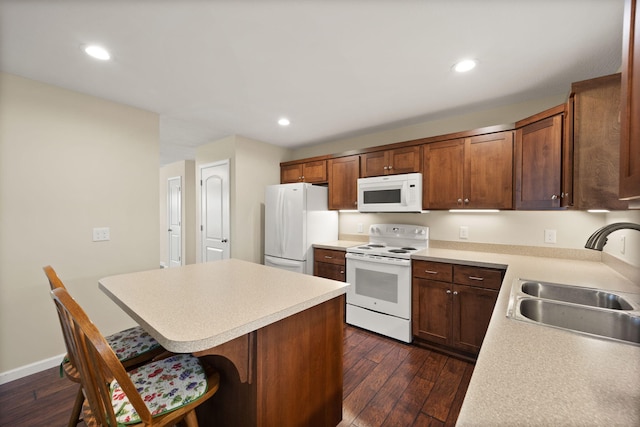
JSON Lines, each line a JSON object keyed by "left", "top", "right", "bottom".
{"left": 410, "top": 248, "right": 640, "bottom": 426}
{"left": 99, "top": 259, "right": 349, "bottom": 427}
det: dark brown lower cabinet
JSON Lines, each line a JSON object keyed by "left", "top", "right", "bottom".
{"left": 412, "top": 260, "right": 503, "bottom": 360}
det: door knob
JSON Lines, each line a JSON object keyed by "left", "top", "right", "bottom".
{"left": 221, "top": 239, "right": 228, "bottom": 243}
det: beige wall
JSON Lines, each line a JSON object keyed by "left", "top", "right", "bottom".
{"left": 234, "top": 136, "right": 289, "bottom": 263}
{"left": 159, "top": 160, "right": 196, "bottom": 266}
{"left": 0, "top": 73, "right": 160, "bottom": 378}
{"left": 195, "top": 135, "right": 289, "bottom": 264}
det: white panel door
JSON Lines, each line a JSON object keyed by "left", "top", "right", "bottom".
{"left": 168, "top": 176, "right": 182, "bottom": 268}
{"left": 200, "top": 160, "right": 230, "bottom": 262}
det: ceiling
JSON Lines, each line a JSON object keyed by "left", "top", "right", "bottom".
{"left": 0, "top": 0, "right": 625, "bottom": 165}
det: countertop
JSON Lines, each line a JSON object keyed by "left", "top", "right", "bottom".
{"left": 99, "top": 259, "right": 349, "bottom": 353}
{"left": 316, "top": 240, "right": 639, "bottom": 425}
{"left": 313, "top": 240, "right": 364, "bottom": 250}
{"left": 411, "top": 248, "right": 640, "bottom": 427}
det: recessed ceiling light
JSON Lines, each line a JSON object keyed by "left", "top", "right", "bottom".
{"left": 453, "top": 59, "right": 477, "bottom": 73}
{"left": 278, "top": 118, "right": 290, "bottom": 126}
{"left": 84, "top": 45, "right": 111, "bottom": 61}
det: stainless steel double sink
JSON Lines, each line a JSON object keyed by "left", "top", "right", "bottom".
{"left": 507, "top": 279, "right": 640, "bottom": 345}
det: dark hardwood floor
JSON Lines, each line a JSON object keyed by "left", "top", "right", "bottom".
{"left": 340, "top": 325, "right": 473, "bottom": 427}
{"left": 0, "top": 325, "right": 473, "bottom": 427}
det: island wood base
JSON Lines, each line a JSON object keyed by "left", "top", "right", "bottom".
{"left": 194, "top": 295, "right": 344, "bottom": 426}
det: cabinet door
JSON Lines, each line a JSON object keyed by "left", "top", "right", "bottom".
{"left": 412, "top": 277, "right": 451, "bottom": 345}
{"left": 620, "top": 0, "right": 640, "bottom": 200}
{"left": 302, "top": 160, "right": 327, "bottom": 183}
{"left": 466, "top": 132, "right": 514, "bottom": 209}
{"left": 572, "top": 74, "right": 628, "bottom": 209}
{"left": 515, "top": 114, "right": 563, "bottom": 209}
{"left": 328, "top": 155, "right": 360, "bottom": 210}
{"left": 281, "top": 164, "right": 303, "bottom": 183}
{"left": 389, "top": 146, "right": 421, "bottom": 175}
{"left": 360, "top": 151, "right": 388, "bottom": 177}
{"left": 452, "top": 284, "right": 498, "bottom": 354}
{"left": 423, "top": 139, "right": 465, "bottom": 209}
{"left": 314, "top": 262, "right": 345, "bottom": 281}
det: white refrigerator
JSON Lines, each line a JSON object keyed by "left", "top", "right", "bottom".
{"left": 264, "top": 183, "right": 338, "bottom": 274}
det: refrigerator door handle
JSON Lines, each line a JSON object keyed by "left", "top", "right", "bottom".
{"left": 282, "top": 189, "right": 288, "bottom": 255}
{"left": 276, "top": 188, "right": 286, "bottom": 255}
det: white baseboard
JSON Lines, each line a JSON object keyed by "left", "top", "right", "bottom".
{"left": 0, "top": 353, "right": 66, "bottom": 385}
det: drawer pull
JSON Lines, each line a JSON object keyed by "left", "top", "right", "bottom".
{"left": 340, "top": 270, "right": 344, "bottom": 274}
{"left": 469, "top": 276, "right": 484, "bottom": 281}
{"left": 446, "top": 289, "right": 452, "bottom": 294}
{"left": 424, "top": 270, "right": 438, "bottom": 274}
{"left": 324, "top": 256, "right": 333, "bottom": 259}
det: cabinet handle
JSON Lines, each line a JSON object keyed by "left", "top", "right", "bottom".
{"left": 383, "top": 166, "right": 388, "bottom": 170}
{"left": 388, "top": 165, "right": 393, "bottom": 170}
{"left": 424, "top": 270, "right": 438, "bottom": 275}
{"left": 324, "top": 256, "right": 333, "bottom": 259}
{"left": 446, "top": 289, "right": 452, "bottom": 294}
{"left": 468, "top": 276, "right": 484, "bottom": 281}
{"left": 457, "top": 198, "right": 463, "bottom": 205}
{"left": 551, "top": 194, "right": 558, "bottom": 200}
{"left": 464, "top": 198, "right": 470, "bottom": 204}
{"left": 453, "top": 291, "right": 458, "bottom": 296}
{"left": 340, "top": 270, "right": 344, "bottom": 274}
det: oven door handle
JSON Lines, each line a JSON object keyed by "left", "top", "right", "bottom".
{"left": 345, "top": 253, "right": 411, "bottom": 267}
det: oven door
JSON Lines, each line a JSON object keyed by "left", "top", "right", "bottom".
{"left": 345, "top": 253, "right": 411, "bottom": 319}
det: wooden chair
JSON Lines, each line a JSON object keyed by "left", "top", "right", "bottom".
{"left": 43, "top": 266, "right": 166, "bottom": 426}
{"left": 50, "top": 287, "right": 220, "bottom": 427}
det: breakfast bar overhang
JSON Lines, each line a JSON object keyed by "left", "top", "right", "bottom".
{"left": 99, "top": 259, "right": 349, "bottom": 427}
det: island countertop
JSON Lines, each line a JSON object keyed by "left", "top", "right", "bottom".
{"left": 99, "top": 258, "right": 349, "bottom": 353}
{"left": 411, "top": 248, "right": 640, "bottom": 426}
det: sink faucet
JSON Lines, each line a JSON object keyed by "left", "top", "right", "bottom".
{"left": 585, "top": 222, "right": 640, "bottom": 251}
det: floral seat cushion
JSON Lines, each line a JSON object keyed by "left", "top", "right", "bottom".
{"left": 106, "top": 326, "right": 161, "bottom": 362}
{"left": 111, "top": 354, "right": 208, "bottom": 424}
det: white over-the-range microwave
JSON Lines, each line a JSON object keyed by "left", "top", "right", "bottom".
{"left": 357, "top": 172, "right": 423, "bottom": 212}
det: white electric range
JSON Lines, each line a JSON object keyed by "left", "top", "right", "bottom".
{"left": 345, "top": 224, "right": 428, "bottom": 342}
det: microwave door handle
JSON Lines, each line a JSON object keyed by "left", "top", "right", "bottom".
{"left": 401, "top": 181, "right": 408, "bottom": 206}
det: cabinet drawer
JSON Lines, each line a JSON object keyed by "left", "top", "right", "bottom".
{"left": 314, "top": 249, "right": 345, "bottom": 266}
{"left": 412, "top": 260, "right": 453, "bottom": 282}
{"left": 453, "top": 265, "right": 503, "bottom": 290}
